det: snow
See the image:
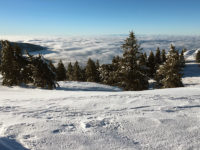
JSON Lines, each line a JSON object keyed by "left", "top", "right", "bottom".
{"left": 0, "top": 84, "right": 200, "bottom": 149}
{"left": 0, "top": 37, "right": 200, "bottom": 149}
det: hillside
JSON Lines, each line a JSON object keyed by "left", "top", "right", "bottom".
{"left": 0, "top": 49, "right": 199, "bottom": 149}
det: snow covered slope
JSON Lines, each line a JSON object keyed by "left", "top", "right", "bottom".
{"left": 0, "top": 49, "right": 200, "bottom": 150}
{"left": 0, "top": 84, "right": 200, "bottom": 150}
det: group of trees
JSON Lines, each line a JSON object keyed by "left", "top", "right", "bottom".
{"left": 55, "top": 59, "right": 100, "bottom": 83}
{"left": 0, "top": 32, "right": 186, "bottom": 91}
{"left": 98, "top": 32, "right": 185, "bottom": 90}
{"left": 0, "top": 41, "right": 56, "bottom": 89}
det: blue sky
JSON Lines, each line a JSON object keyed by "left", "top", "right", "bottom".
{"left": 0, "top": 0, "right": 200, "bottom": 35}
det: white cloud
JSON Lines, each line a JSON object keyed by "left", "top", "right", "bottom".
{"left": 1, "top": 35, "right": 200, "bottom": 66}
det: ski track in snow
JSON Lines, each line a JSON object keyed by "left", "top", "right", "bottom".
{"left": 0, "top": 37, "right": 200, "bottom": 149}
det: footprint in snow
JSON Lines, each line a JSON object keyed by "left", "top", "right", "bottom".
{"left": 84, "top": 119, "right": 110, "bottom": 129}
{"left": 52, "top": 123, "right": 76, "bottom": 134}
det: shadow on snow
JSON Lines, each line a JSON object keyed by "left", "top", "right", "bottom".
{"left": 0, "top": 137, "right": 29, "bottom": 150}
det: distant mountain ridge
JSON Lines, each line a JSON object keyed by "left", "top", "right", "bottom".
{"left": 0, "top": 41, "right": 46, "bottom": 53}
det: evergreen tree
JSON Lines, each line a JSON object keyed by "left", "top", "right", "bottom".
{"left": 147, "top": 51, "right": 156, "bottom": 78}
{"left": 99, "top": 64, "right": 115, "bottom": 85}
{"left": 49, "top": 61, "right": 56, "bottom": 74}
{"left": 139, "top": 53, "right": 147, "bottom": 66}
{"left": 85, "top": 58, "right": 99, "bottom": 82}
{"left": 111, "top": 56, "right": 123, "bottom": 85}
{"left": 117, "top": 32, "right": 149, "bottom": 90}
{"left": 139, "top": 53, "right": 149, "bottom": 77}
{"left": 156, "top": 45, "right": 183, "bottom": 88}
{"left": 179, "top": 49, "right": 185, "bottom": 67}
{"left": 143, "top": 52, "right": 147, "bottom": 62}
{"left": 95, "top": 59, "right": 100, "bottom": 82}
{"left": 66, "top": 62, "right": 73, "bottom": 81}
{"left": 72, "top": 61, "right": 82, "bottom": 81}
{"left": 28, "top": 54, "right": 56, "bottom": 89}
{"left": 80, "top": 67, "right": 86, "bottom": 81}
{"left": 0, "top": 41, "right": 24, "bottom": 85}
{"left": 196, "top": 51, "right": 200, "bottom": 63}
{"left": 56, "top": 60, "right": 67, "bottom": 81}
{"left": 155, "top": 47, "right": 162, "bottom": 65}
{"left": 161, "top": 49, "right": 166, "bottom": 64}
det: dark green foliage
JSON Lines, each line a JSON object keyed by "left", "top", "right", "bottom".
{"left": 139, "top": 53, "right": 147, "bottom": 66}
{"left": 72, "top": 61, "right": 82, "bottom": 81}
{"left": 99, "top": 64, "right": 115, "bottom": 85}
{"left": 85, "top": 58, "right": 99, "bottom": 82}
{"left": 56, "top": 60, "right": 67, "bottom": 81}
{"left": 155, "top": 47, "right": 162, "bottom": 65}
{"left": 111, "top": 56, "right": 123, "bottom": 85}
{"left": 28, "top": 54, "right": 56, "bottom": 89}
{"left": 179, "top": 50, "right": 185, "bottom": 67}
{"left": 66, "top": 62, "right": 73, "bottom": 81}
{"left": 95, "top": 60, "right": 100, "bottom": 82}
{"left": 156, "top": 45, "right": 183, "bottom": 88}
{"left": 99, "top": 56, "right": 122, "bottom": 86}
{"left": 116, "top": 32, "right": 149, "bottom": 90}
{"left": 0, "top": 40, "right": 56, "bottom": 89}
{"left": 161, "top": 49, "right": 166, "bottom": 64}
{"left": 80, "top": 68, "right": 86, "bottom": 81}
{"left": 147, "top": 51, "right": 156, "bottom": 78}
{"left": 0, "top": 41, "right": 24, "bottom": 85}
{"left": 49, "top": 61, "right": 56, "bottom": 74}
{"left": 196, "top": 51, "right": 200, "bottom": 63}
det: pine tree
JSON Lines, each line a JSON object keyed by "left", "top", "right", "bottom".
{"left": 85, "top": 58, "right": 99, "bottom": 82}
{"left": 0, "top": 41, "right": 23, "bottom": 85}
{"left": 111, "top": 56, "right": 123, "bottom": 85}
{"left": 73, "top": 61, "right": 82, "bottom": 81}
{"left": 139, "top": 53, "right": 147, "bottom": 66}
{"left": 117, "top": 32, "right": 149, "bottom": 90}
{"left": 179, "top": 49, "right": 185, "bottom": 67}
{"left": 29, "top": 55, "right": 56, "bottom": 89}
{"left": 155, "top": 47, "right": 162, "bottom": 65}
{"left": 80, "top": 67, "right": 86, "bottom": 81}
{"left": 66, "top": 62, "right": 73, "bottom": 81}
{"left": 147, "top": 51, "right": 156, "bottom": 78}
{"left": 156, "top": 45, "right": 183, "bottom": 88}
{"left": 49, "top": 61, "right": 56, "bottom": 74}
{"left": 161, "top": 49, "right": 166, "bottom": 64}
{"left": 56, "top": 60, "right": 67, "bottom": 81}
{"left": 99, "top": 64, "right": 115, "bottom": 85}
{"left": 143, "top": 52, "right": 147, "bottom": 62}
{"left": 196, "top": 51, "right": 200, "bottom": 63}
{"left": 95, "top": 59, "right": 100, "bottom": 82}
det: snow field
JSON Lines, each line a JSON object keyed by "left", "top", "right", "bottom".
{"left": 0, "top": 36, "right": 200, "bottom": 149}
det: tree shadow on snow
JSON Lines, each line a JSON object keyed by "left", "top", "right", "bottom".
{"left": 56, "top": 86, "right": 121, "bottom": 92}
{"left": 183, "top": 63, "right": 200, "bottom": 78}
{"left": 0, "top": 137, "right": 29, "bottom": 150}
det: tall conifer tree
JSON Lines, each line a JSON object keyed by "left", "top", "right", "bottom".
{"left": 85, "top": 58, "right": 99, "bottom": 82}
{"left": 161, "top": 49, "right": 166, "bottom": 64}
{"left": 147, "top": 51, "right": 156, "bottom": 78}
{"left": 56, "top": 60, "right": 67, "bottom": 81}
{"left": 156, "top": 45, "right": 183, "bottom": 88}
{"left": 117, "top": 32, "right": 149, "bottom": 90}
{"left": 73, "top": 61, "right": 82, "bottom": 81}
{"left": 67, "top": 62, "right": 73, "bottom": 81}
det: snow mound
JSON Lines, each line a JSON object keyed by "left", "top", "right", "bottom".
{"left": 57, "top": 81, "right": 121, "bottom": 91}
{"left": 184, "top": 49, "right": 200, "bottom": 62}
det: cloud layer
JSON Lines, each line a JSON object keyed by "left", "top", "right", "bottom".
{"left": 1, "top": 35, "right": 200, "bottom": 66}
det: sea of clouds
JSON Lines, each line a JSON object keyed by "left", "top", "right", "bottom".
{"left": 0, "top": 35, "right": 200, "bottom": 66}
